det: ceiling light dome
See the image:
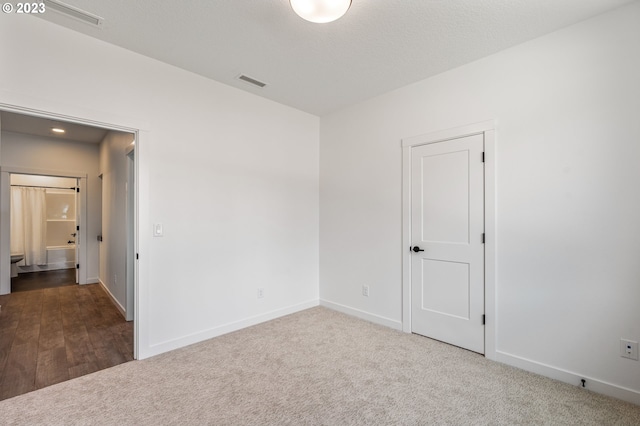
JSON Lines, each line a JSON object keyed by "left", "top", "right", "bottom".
{"left": 290, "top": 0, "right": 351, "bottom": 23}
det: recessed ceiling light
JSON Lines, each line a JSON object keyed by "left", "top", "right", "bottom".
{"left": 51, "top": 128, "right": 66, "bottom": 134}
{"left": 290, "top": 0, "right": 351, "bottom": 23}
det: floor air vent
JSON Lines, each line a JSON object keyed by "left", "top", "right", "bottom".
{"left": 43, "top": 0, "right": 104, "bottom": 27}
{"left": 237, "top": 74, "right": 267, "bottom": 89}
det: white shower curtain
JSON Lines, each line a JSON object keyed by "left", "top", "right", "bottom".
{"left": 11, "top": 187, "right": 48, "bottom": 266}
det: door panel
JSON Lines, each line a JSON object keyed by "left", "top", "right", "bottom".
{"left": 411, "top": 133, "right": 484, "bottom": 354}
{"left": 421, "top": 259, "right": 469, "bottom": 320}
{"left": 420, "top": 150, "right": 469, "bottom": 244}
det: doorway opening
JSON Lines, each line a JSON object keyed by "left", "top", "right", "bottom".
{"left": 0, "top": 108, "right": 139, "bottom": 400}
{"left": 9, "top": 173, "right": 79, "bottom": 292}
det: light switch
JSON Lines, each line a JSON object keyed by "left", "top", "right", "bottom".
{"left": 153, "top": 223, "right": 163, "bottom": 237}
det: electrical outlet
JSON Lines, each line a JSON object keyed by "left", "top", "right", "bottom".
{"left": 620, "top": 339, "right": 639, "bottom": 360}
{"left": 257, "top": 288, "right": 264, "bottom": 299}
{"left": 362, "top": 285, "right": 369, "bottom": 297}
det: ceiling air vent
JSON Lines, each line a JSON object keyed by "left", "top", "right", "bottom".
{"left": 237, "top": 74, "right": 267, "bottom": 89}
{"left": 43, "top": 0, "right": 104, "bottom": 27}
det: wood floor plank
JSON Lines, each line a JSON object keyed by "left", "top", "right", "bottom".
{"left": 12, "top": 321, "right": 40, "bottom": 346}
{"left": 38, "top": 327, "right": 65, "bottom": 352}
{"left": 0, "top": 341, "right": 38, "bottom": 400}
{"left": 110, "top": 327, "right": 135, "bottom": 363}
{"left": 35, "top": 346, "right": 69, "bottom": 389}
{"left": 0, "top": 329, "right": 16, "bottom": 373}
{"left": 0, "top": 273, "right": 133, "bottom": 401}
{"left": 11, "top": 269, "right": 75, "bottom": 293}
{"left": 0, "top": 309, "right": 22, "bottom": 331}
{"left": 88, "top": 327, "right": 126, "bottom": 369}
{"left": 64, "top": 325, "right": 97, "bottom": 368}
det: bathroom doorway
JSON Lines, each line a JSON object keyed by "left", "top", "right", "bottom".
{"left": 2, "top": 166, "right": 90, "bottom": 293}
{"left": 9, "top": 173, "right": 79, "bottom": 292}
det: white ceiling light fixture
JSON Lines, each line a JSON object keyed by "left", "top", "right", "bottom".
{"left": 290, "top": 0, "right": 352, "bottom": 23}
{"left": 51, "top": 127, "right": 66, "bottom": 134}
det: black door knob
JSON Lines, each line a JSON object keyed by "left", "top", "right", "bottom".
{"left": 412, "top": 246, "right": 424, "bottom": 253}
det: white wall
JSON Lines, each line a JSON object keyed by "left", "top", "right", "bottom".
{"left": 0, "top": 131, "right": 101, "bottom": 282}
{"left": 99, "top": 131, "right": 135, "bottom": 314}
{"left": 0, "top": 13, "right": 319, "bottom": 358}
{"left": 320, "top": 2, "right": 640, "bottom": 403}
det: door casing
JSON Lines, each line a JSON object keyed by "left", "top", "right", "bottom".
{"left": 401, "top": 120, "right": 496, "bottom": 360}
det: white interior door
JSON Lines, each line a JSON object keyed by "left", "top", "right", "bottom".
{"left": 125, "top": 149, "right": 135, "bottom": 321}
{"left": 410, "top": 134, "right": 485, "bottom": 353}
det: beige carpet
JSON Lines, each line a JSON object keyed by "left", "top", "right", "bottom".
{"left": 0, "top": 307, "right": 638, "bottom": 425}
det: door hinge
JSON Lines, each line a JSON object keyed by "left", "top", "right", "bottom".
{"left": 76, "top": 225, "right": 80, "bottom": 231}
{"left": 76, "top": 264, "right": 79, "bottom": 269}
{"left": 136, "top": 253, "right": 139, "bottom": 260}
{"left": 482, "top": 152, "right": 485, "bottom": 162}
{"left": 482, "top": 314, "right": 486, "bottom": 325}
{"left": 482, "top": 233, "right": 485, "bottom": 244}
{"left": 76, "top": 187, "right": 80, "bottom": 193}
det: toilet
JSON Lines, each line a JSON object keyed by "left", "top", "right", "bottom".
{"left": 10, "top": 254, "right": 24, "bottom": 278}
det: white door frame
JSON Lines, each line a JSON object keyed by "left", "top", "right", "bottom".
{"left": 401, "top": 120, "right": 497, "bottom": 360}
{"left": 0, "top": 96, "right": 148, "bottom": 360}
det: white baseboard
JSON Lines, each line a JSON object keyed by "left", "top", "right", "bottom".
{"left": 98, "top": 279, "right": 126, "bottom": 319}
{"left": 320, "top": 299, "right": 403, "bottom": 331}
{"left": 495, "top": 350, "right": 640, "bottom": 406}
{"left": 143, "top": 299, "right": 320, "bottom": 358}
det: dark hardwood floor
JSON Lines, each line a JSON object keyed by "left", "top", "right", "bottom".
{"left": 11, "top": 269, "right": 77, "bottom": 293}
{"left": 0, "top": 272, "right": 133, "bottom": 401}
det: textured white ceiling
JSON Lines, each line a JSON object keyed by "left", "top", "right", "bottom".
{"left": 36, "top": 0, "right": 635, "bottom": 116}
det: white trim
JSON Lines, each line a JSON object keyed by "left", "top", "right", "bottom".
{"left": 77, "top": 176, "right": 88, "bottom": 285}
{"left": 146, "top": 299, "right": 320, "bottom": 358}
{"left": 99, "top": 278, "right": 126, "bottom": 319}
{"left": 0, "top": 172, "right": 9, "bottom": 295}
{"left": 0, "top": 93, "right": 149, "bottom": 132}
{"left": 0, "top": 166, "right": 88, "bottom": 179}
{"left": 495, "top": 350, "right": 640, "bottom": 406}
{"left": 401, "top": 145, "right": 412, "bottom": 333}
{"left": 320, "top": 299, "right": 403, "bottom": 331}
{"left": 401, "top": 121, "right": 496, "bottom": 359}
{"left": 402, "top": 120, "right": 494, "bottom": 147}
{"left": 483, "top": 129, "right": 497, "bottom": 361}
